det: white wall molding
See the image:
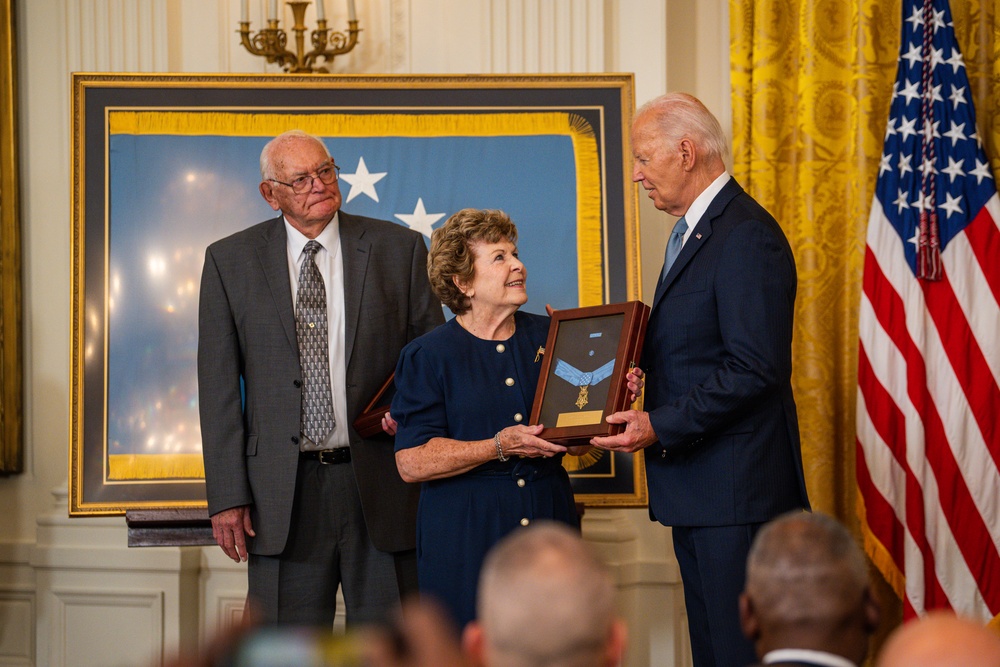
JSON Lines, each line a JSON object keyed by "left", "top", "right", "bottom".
{"left": 63, "top": 0, "right": 170, "bottom": 73}
{"left": 31, "top": 488, "right": 200, "bottom": 667}
{"left": 50, "top": 589, "right": 163, "bottom": 667}
{"left": 0, "top": 590, "right": 35, "bottom": 666}
{"left": 484, "top": 0, "right": 605, "bottom": 73}
{"left": 199, "top": 548, "right": 248, "bottom": 644}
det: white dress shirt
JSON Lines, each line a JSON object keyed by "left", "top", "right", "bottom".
{"left": 678, "top": 171, "right": 732, "bottom": 247}
{"left": 762, "top": 648, "right": 858, "bottom": 667}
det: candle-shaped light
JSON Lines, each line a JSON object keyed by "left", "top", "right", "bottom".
{"left": 315, "top": 0, "right": 325, "bottom": 20}
{"left": 241, "top": 0, "right": 249, "bottom": 22}
{"left": 347, "top": 0, "right": 356, "bottom": 22}
{"left": 268, "top": 0, "right": 278, "bottom": 20}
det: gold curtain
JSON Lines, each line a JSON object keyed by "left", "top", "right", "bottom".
{"left": 730, "top": 0, "right": 998, "bottom": 642}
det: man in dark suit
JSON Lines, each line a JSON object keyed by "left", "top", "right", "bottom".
{"left": 592, "top": 93, "right": 810, "bottom": 666}
{"left": 198, "top": 130, "right": 444, "bottom": 626}
{"left": 740, "top": 512, "right": 879, "bottom": 667}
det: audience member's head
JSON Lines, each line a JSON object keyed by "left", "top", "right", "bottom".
{"left": 463, "top": 521, "right": 627, "bottom": 667}
{"left": 877, "top": 611, "right": 1000, "bottom": 667}
{"left": 740, "top": 511, "right": 880, "bottom": 665}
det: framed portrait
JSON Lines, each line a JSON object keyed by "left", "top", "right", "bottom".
{"left": 69, "top": 73, "right": 644, "bottom": 515}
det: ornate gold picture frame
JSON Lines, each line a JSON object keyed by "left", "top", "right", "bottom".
{"left": 70, "top": 73, "right": 643, "bottom": 513}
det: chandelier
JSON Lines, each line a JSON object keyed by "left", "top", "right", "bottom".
{"left": 238, "top": 0, "right": 360, "bottom": 73}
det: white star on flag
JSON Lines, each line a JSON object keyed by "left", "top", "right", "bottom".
{"left": 940, "top": 156, "right": 965, "bottom": 182}
{"left": 898, "top": 116, "right": 918, "bottom": 140}
{"left": 899, "top": 80, "right": 922, "bottom": 104}
{"left": 880, "top": 152, "right": 893, "bottom": 176}
{"left": 945, "top": 49, "right": 964, "bottom": 73}
{"left": 938, "top": 191, "right": 963, "bottom": 218}
{"left": 970, "top": 158, "right": 993, "bottom": 184}
{"left": 395, "top": 198, "right": 446, "bottom": 238}
{"left": 942, "top": 121, "right": 966, "bottom": 146}
{"left": 893, "top": 188, "right": 910, "bottom": 213}
{"left": 948, "top": 84, "right": 967, "bottom": 109}
{"left": 902, "top": 42, "right": 923, "bottom": 67}
{"left": 899, "top": 153, "right": 914, "bottom": 175}
{"left": 339, "top": 156, "right": 387, "bottom": 203}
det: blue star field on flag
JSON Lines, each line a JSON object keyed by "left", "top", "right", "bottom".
{"left": 875, "top": 0, "right": 996, "bottom": 278}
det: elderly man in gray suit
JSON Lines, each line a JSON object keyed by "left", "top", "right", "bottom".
{"left": 198, "top": 130, "right": 444, "bottom": 627}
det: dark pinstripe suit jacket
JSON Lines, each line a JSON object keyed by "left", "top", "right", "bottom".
{"left": 198, "top": 212, "right": 443, "bottom": 555}
{"left": 641, "top": 177, "right": 810, "bottom": 526}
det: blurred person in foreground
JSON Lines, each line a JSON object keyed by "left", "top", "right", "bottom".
{"left": 592, "top": 92, "right": 809, "bottom": 666}
{"left": 876, "top": 611, "right": 1000, "bottom": 667}
{"left": 388, "top": 208, "right": 643, "bottom": 628}
{"left": 464, "top": 521, "right": 627, "bottom": 667}
{"left": 365, "top": 522, "right": 626, "bottom": 667}
{"left": 198, "top": 129, "right": 443, "bottom": 627}
{"left": 740, "top": 511, "right": 880, "bottom": 667}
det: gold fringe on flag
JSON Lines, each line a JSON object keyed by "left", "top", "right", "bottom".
{"left": 855, "top": 494, "right": 905, "bottom": 600}
{"left": 566, "top": 113, "right": 603, "bottom": 307}
{"left": 108, "top": 453, "right": 206, "bottom": 480}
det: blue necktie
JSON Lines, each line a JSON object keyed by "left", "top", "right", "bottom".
{"left": 660, "top": 216, "right": 689, "bottom": 282}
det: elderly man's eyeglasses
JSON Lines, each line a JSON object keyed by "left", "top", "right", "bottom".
{"left": 269, "top": 161, "right": 340, "bottom": 194}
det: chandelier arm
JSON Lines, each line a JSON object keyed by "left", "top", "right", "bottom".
{"left": 237, "top": 4, "right": 360, "bottom": 73}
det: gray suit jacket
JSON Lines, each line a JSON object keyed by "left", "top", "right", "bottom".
{"left": 198, "top": 212, "right": 444, "bottom": 555}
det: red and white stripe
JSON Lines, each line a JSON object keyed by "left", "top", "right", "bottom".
{"left": 857, "top": 194, "right": 1000, "bottom": 621}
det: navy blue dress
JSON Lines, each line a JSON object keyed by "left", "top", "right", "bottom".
{"left": 391, "top": 311, "right": 579, "bottom": 628}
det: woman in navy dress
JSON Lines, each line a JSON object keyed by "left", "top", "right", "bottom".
{"left": 388, "top": 209, "right": 642, "bottom": 629}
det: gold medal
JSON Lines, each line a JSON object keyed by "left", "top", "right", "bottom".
{"left": 575, "top": 385, "right": 590, "bottom": 409}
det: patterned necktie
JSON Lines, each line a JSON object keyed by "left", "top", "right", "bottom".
{"left": 296, "top": 240, "right": 335, "bottom": 445}
{"left": 660, "top": 216, "right": 689, "bottom": 282}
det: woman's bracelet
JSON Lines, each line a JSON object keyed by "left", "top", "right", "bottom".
{"left": 494, "top": 431, "right": 509, "bottom": 462}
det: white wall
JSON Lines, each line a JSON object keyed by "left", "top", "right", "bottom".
{"left": 1, "top": 1, "right": 730, "bottom": 664}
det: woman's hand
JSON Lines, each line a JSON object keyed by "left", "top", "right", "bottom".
{"left": 627, "top": 366, "right": 645, "bottom": 402}
{"left": 396, "top": 425, "right": 568, "bottom": 483}
{"left": 496, "top": 424, "right": 567, "bottom": 459}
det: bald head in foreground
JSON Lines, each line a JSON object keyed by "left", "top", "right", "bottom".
{"left": 463, "top": 522, "right": 627, "bottom": 667}
{"left": 877, "top": 611, "right": 1000, "bottom": 667}
{"left": 740, "top": 511, "right": 880, "bottom": 666}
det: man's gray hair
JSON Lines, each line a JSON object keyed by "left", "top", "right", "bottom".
{"left": 259, "top": 129, "right": 331, "bottom": 181}
{"left": 745, "top": 511, "right": 869, "bottom": 624}
{"left": 477, "top": 522, "right": 617, "bottom": 667}
{"left": 636, "top": 92, "right": 730, "bottom": 164}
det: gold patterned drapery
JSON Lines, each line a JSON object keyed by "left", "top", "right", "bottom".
{"left": 730, "top": 0, "right": 998, "bottom": 639}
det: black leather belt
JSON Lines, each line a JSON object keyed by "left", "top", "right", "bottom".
{"left": 300, "top": 448, "right": 351, "bottom": 464}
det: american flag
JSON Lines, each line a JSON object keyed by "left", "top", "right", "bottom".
{"left": 856, "top": 0, "right": 1000, "bottom": 622}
